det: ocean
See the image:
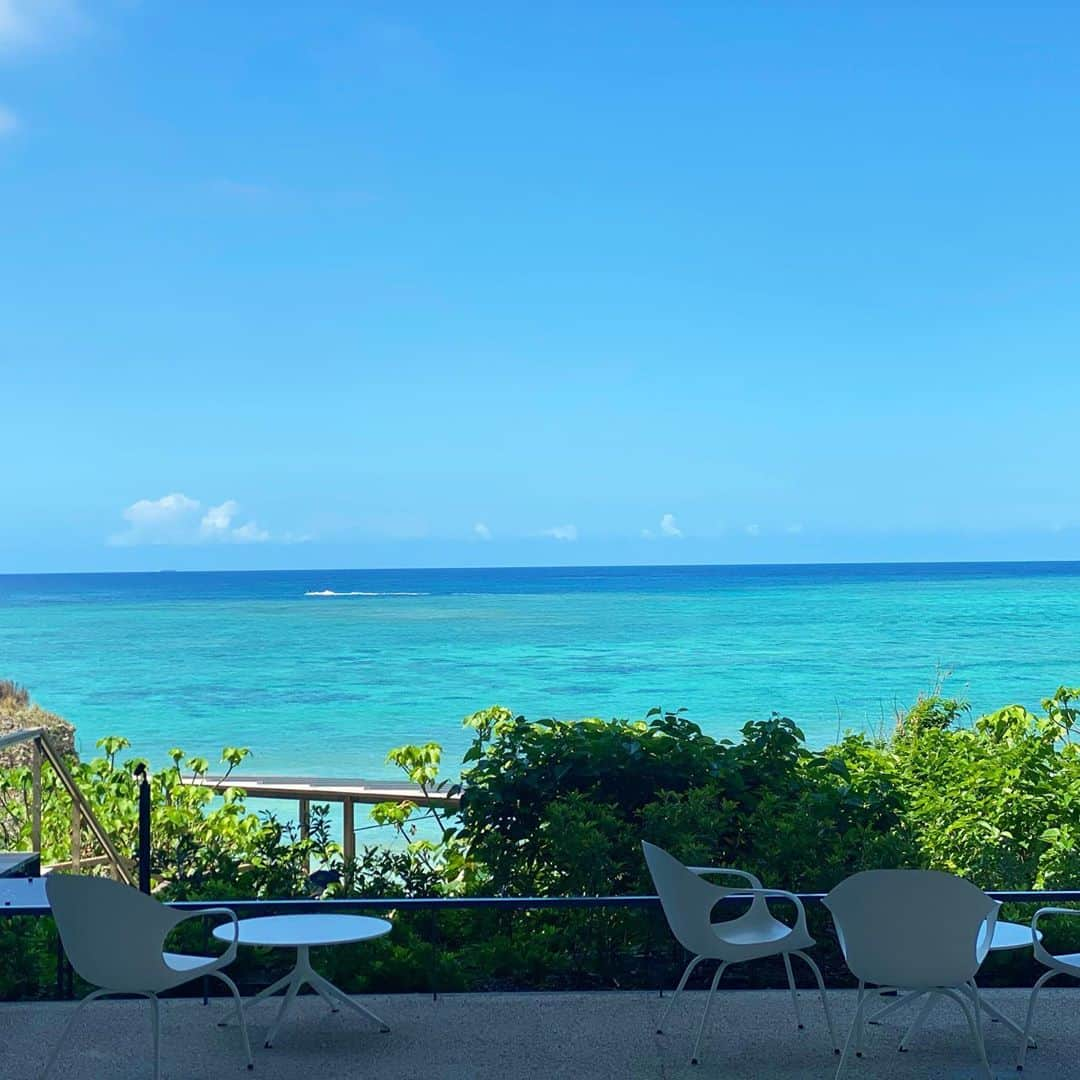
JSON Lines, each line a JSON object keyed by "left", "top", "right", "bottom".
{"left": 1, "top": 562, "right": 1078, "bottom": 779}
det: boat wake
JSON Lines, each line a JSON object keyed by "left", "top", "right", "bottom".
{"left": 304, "top": 590, "right": 428, "bottom": 597}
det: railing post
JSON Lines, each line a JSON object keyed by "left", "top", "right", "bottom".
{"left": 70, "top": 803, "right": 82, "bottom": 872}
{"left": 135, "top": 763, "right": 151, "bottom": 893}
{"left": 342, "top": 798, "right": 355, "bottom": 864}
{"left": 30, "top": 738, "right": 42, "bottom": 854}
{"left": 299, "top": 798, "right": 311, "bottom": 875}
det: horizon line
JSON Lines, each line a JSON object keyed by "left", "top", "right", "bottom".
{"left": 5, "top": 557, "right": 1080, "bottom": 578}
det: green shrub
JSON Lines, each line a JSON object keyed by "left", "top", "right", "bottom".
{"left": 5, "top": 684, "right": 1080, "bottom": 997}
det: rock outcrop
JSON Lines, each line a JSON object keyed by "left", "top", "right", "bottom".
{"left": 0, "top": 681, "right": 77, "bottom": 768}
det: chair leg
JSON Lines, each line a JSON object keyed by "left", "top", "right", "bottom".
{"left": 855, "top": 985, "right": 877, "bottom": 1057}
{"left": 898, "top": 991, "right": 935, "bottom": 1052}
{"left": 966, "top": 980, "right": 990, "bottom": 1064}
{"left": 149, "top": 994, "right": 161, "bottom": 1080}
{"left": 1017, "top": 969, "right": 1057, "bottom": 1071}
{"left": 657, "top": 955, "right": 704, "bottom": 1034}
{"left": 690, "top": 961, "right": 727, "bottom": 1066}
{"left": 791, "top": 949, "right": 839, "bottom": 1053}
{"left": 223, "top": 970, "right": 293, "bottom": 1020}
{"left": 40, "top": 987, "right": 111, "bottom": 1079}
{"left": 938, "top": 987, "right": 992, "bottom": 1080}
{"left": 208, "top": 971, "right": 255, "bottom": 1070}
{"left": 783, "top": 952, "right": 805, "bottom": 1030}
{"left": 835, "top": 982, "right": 867, "bottom": 1080}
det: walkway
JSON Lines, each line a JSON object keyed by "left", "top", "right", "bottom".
{"left": 2, "top": 987, "right": 1075, "bottom": 1078}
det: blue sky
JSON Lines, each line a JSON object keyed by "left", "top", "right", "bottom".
{"left": 3, "top": 2, "right": 1080, "bottom": 572}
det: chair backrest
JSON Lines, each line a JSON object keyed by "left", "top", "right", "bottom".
{"left": 642, "top": 841, "right": 770, "bottom": 959}
{"left": 823, "top": 869, "right": 998, "bottom": 989}
{"left": 47, "top": 874, "right": 181, "bottom": 992}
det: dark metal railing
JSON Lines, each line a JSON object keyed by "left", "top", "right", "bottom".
{"left": 7, "top": 888, "right": 1080, "bottom": 1002}
{"left": 8, "top": 889, "right": 1080, "bottom": 921}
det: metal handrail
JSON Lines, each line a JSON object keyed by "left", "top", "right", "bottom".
{"left": 0, "top": 728, "right": 133, "bottom": 885}
{"left": 6, "top": 888, "right": 1080, "bottom": 920}
{"left": 168, "top": 888, "right": 1080, "bottom": 912}
{"left": 0, "top": 726, "right": 49, "bottom": 750}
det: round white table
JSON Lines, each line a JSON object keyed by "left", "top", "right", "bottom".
{"left": 213, "top": 914, "right": 392, "bottom": 1048}
{"left": 867, "top": 920, "right": 1042, "bottom": 1047}
{"left": 988, "top": 921, "right": 1041, "bottom": 953}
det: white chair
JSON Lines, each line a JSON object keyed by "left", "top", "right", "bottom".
{"left": 823, "top": 868, "right": 999, "bottom": 1080}
{"left": 1017, "top": 906, "right": 1080, "bottom": 1070}
{"left": 643, "top": 841, "right": 838, "bottom": 1065}
{"left": 43, "top": 874, "right": 253, "bottom": 1080}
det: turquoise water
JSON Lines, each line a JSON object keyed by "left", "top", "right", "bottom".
{"left": 1, "top": 563, "right": 1078, "bottom": 778}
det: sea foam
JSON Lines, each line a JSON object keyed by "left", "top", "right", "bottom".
{"left": 304, "top": 590, "right": 428, "bottom": 597}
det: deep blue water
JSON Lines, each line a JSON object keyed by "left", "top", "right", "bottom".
{"left": 1, "top": 562, "right": 1078, "bottom": 778}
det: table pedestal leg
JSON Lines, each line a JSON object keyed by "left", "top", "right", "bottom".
{"left": 219, "top": 970, "right": 294, "bottom": 1024}
{"left": 866, "top": 985, "right": 1035, "bottom": 1048}
{"left": 977, "top": 991, "right": 1034, "bottom": 1044}
{"left": 309, "top": 970, "right": 390, "bottom": 1032}
{"left": 868, "top": 991, "right": 923, "bottom": 1026}
{"left": 312, "top": 977, "right": 341, "bottom": 1014}
{"left": 264, "top": 972, "right": 302, "bottom": 1048}
{"left": 238, "top": 944, "right": 391, "bottom": 1048}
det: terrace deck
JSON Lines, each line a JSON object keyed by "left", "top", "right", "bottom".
{"left": 2, "top": 988, "right": 1074, "bottom": 1078}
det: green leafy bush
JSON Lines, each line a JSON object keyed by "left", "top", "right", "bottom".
{"left": 5, "top": 685, "right": 1080, "bottom": 997}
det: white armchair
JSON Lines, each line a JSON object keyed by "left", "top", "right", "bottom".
{"left": 823, "top": 868, "right": 999, "bottom": 1080}
{"left": 43, "top": 874, "right": 253, "bottom": 1080}
{"left": 643, "top": 841, "right": 837, "bottom": 1065}
{"left": 1017, "top": 906, "right": 1080, "bottom": 1070}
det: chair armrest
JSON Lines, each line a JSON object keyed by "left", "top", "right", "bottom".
{"left": 978, "top": 900, "right": 1001, "bottom": 961}
{"left": 688, "top": 867, "right": 764, "bottom": 889}
{"left": 1032, "top": 907, "right": 1080, "bottom": 926}
{"left": 729, "top": 888, "right": 810, "bottom": 934}
{"left": 170, "top": 907, "right": 241, "bottom": 964}
{"left": 1030, "top": 907, "right": 1080, "bottom": 966}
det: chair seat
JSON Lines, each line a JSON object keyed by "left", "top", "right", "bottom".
{"left": 714, "top": 913, "right": 812, "bottom": 951}
{"left": 1046, "top": 952, "right": 1080, "bottom": 973}
{"left": 163, "top": 952, "right": 216, "bottom": 972}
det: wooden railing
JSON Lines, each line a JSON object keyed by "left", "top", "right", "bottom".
{"left": 184, "top": 773, "right": 460, "bottom": 865}
{"left": 0, "top": 728, "right": 133, "bottom": 885}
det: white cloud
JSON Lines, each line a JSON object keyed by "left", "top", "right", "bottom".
{"left": 110, "top": 493, "right": 273, "bottom": 546}
{"left": 199, "top": 499, "right": 239, "bottom": 538}
{"left": 643, "top": 513, "right": 683, "bottom": 540}
{"left": 0, "top": 104, "right": 16, "bottom": 135}
{"left": 197, "top": 499, "right": 270, "bottom": 544}
{"left": 473, "top": 522, "right": 492, "bottom": 541}
{"left": 660, "top": 513, "right": 682, "bottom": 538}
{"left": 229, "top": 520, "right": 271, "bottom": 544}
{"left": 744, "top": 523, "right": 761, "bottom": 537}
{"left": 125, "top": 492, "right": 200, "bottom": 523}
{"left": 0, "top": 0, "right": 83, "bottom": 54}
{"left": 543, "top": 524, "right": 578, "bottom": 542}
{"left": 785, "top": 523, "right": 804, "bottom": 535}
{"left": 113, "top": 493, "right": 200, "bottom": 545}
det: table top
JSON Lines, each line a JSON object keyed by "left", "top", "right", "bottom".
{"left": 991, "top": 920, "right": 1041, "bottom": 951}
{"left": 0, "top": 853, "right": 41, "bottom": 879}
{"left": 0, "top": 876, "right": 48, "bottom": 913}
{"left": 213, "top": 913, "right": 393, "bottom": 948}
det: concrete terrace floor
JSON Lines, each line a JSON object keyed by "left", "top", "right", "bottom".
{"left": 2, "top": 988, "right": 1078, "bottom": 1079}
